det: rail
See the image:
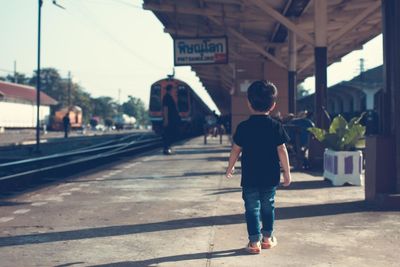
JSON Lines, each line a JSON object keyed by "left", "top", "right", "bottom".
{"left": 0, "top": 133, "right": 162, "bottom": 192}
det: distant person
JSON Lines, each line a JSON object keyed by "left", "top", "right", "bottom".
{"left": 226, "top": 80, "right": 291, "bottom": 254}
{"left": 90, "top": 117, "right": 98, "bottom": 130}
{"left": 287, "top": 114, "right": 315, "bottom": 148}
{"left": 162, "top": 85, "right": 180, "bottom": 155}
{"left": 63, "top": 112, "right": 70, "bottom": 138}
{"left": 204, "top": 111, "right": 218, "bottom": 137}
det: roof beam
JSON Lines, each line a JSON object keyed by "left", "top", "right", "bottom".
{"left": 328, "top": 1, "right": 381, "bottom": 47}
{"left": 298, "top": 57, "right": 313, "bottom": 74}
{"left": 229, "top": 49, "right": 248, "bottom": 60}
{"left": 164, "top": 28, "right": 209, "bottom": 37}
{"left": 207, "top": 16, "right": 287, "bottom": 69}
{"left": 239, "top": 41, "right": 285, "bottom": 49}
{"left": 250, "top": 0, "right": 314, "bottom": 45}
{"left": 204, "top": 0, "right": 243, "bottom": 5}
{"left": 143, "top": 2, "right": 240, "bottom": 19}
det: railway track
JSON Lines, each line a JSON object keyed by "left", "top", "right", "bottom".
{"left": 0, "top": 133, "right": 163, "bottom": 194}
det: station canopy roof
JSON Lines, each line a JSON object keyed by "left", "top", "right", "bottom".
{"left": 143, "top": 0, "right": 382, "bottom": 114}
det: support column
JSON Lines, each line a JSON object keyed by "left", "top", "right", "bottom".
{"left": 382, "top": 0, "right": 400, "bottom": 193}
{"left": 288, "top": 29, "right": 297, "bottom": 114}
{"left": 308, "top": 0, "right": 329, "bottom": 169}
{"left": 365, "top": 0, "right": 400, "bottom": 206}
{"left": 314, "top": 0, "right": 329, "bottom": 129}
{"left": 362, "top": 89, "right": 380, "bottom": 110}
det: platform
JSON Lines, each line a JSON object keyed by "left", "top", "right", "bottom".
{"left": 0, "top": 136, "right": 399, "bottom": 266}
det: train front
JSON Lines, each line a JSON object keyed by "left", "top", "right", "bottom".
{"left": 148, "top": 77, "right": 191, "bottom": 135}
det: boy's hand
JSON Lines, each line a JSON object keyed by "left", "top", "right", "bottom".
{"left": 225, "top": 166, "right": 234, "bottom": 179}
{"left": 282, "top": 172, "right": 291, "bottom": 187}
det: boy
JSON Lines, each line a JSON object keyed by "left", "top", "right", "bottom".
{"left": 226, "top": 80, "right": 291, "bottom": 254}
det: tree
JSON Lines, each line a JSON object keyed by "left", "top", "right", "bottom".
{"left": 5, "top": 72, "right": 30, "bottom": 85}
{"left": 122, "top": 96, "right": 149, "bottom": 126}
{"left": 92, "top": 96, "right": 118, "bottom": 121}
{"left": 73, "top": 87, "right": 93, "bottom": 123}
{"left": 29, "top": 68, "right": 68, "bottom": 109}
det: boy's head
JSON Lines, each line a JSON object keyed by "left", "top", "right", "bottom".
{"left": 247, "top": 80, "right": 277, "bottom": 112}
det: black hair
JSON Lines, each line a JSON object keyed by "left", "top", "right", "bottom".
{"left": 247, "top": 80, "right": 277, "bottom": 112}
{"left": 166, "top": 85, "right": 173, "bottom": 92}
{"left": 247, "top": 80, "right": 278, "bottom": 112}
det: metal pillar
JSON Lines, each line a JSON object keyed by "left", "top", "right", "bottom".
{"left": 35, "top": 0, "right": 43, "bottom": 153}
{"left": 314, "top": 0, "right": 329, "bottom": 129}
{"left": 366, "top": 0, "right": 400, "bottom": 205}
{"left": 288, "top": 29, "right": 297, "bottom": 114}
{"left": 382, "top": 0, "right": 400, "bottom": 192}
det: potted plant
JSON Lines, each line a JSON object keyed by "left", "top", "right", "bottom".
{"left": 308, "top": 114, "right": 366, "bottom": 186}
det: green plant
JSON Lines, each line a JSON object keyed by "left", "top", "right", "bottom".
{"left": 308, "top": 114, "right": 366, "bottom": 151}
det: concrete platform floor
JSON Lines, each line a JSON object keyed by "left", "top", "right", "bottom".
{"left": 0, "top": 136, "right": 399, "bottom": 267}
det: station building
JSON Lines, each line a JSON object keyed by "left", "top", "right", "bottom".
{"left": 298, "top": 65, "right": 383, "bottom": 120}
{"left": 0, "top": 81, "right": 57, "bottom": 128}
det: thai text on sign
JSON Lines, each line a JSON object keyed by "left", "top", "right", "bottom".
{"left": 174, "top": 37, "right": 228, "bottom": 66}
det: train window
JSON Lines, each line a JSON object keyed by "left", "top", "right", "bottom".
{"left": 150, "top": 84, "right": 162, "bottom": 111}
{"left": 177, "top": 85, "right": 189, "bottom": 112}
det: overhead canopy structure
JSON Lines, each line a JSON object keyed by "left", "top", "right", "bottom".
{"left": 143, "top": 0, "right": 382, "bottom": 115}
{"left": 144, "top": 0, "right": 400, "bottom": 208}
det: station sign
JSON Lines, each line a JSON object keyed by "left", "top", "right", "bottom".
{"left": 173, "top": 36, "right": 228, "bottom": 66}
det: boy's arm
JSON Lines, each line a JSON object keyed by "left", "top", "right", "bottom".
{"left": 226, "top": 144, "right": 242, "bottom": 178}
{"left": 277, "top": 144, "right": 291, "bottom": 186}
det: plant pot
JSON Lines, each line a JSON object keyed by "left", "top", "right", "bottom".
{"left": 323, "top": 149, "right": 363, "bottom": 186}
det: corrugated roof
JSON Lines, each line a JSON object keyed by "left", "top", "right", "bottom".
{"left": 0, "top": 81, "right": 57, "bottom": 106}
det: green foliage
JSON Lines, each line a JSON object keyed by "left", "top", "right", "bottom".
{"left": 122, "top": 96, "right": 149, "bottom": 126}
{"left": 92, "top": 97, "right": 118, "bottom": 120}
{"left": 30, "top": 68, "right": 63, "bottom": 101}
{"left": 5, "top": 72, "right": 30, "bottom": 85}
{"left": 73, "top": 87, "right": 93, "bottom": 123}
{"left": 308, "top": 114, "right": 366, "bottom": 151}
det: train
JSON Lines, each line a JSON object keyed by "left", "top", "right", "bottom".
{"left": 149, "top": 76, "right": 212, "bottom": 136}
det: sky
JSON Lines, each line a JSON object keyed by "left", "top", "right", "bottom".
{"left": 0, "top": 0, "right": 383, "bottom": 112}
{"left": 303, "top": 34, "right": 383, "bottom": 92}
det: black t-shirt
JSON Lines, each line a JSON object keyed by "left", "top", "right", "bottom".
{"left": 233, "top": 115, "right": 290, "bottom": 187}
{"left": 162, "top": 93, "right": 180, "bottom": 125}
{"left": 63, "top": 116, "right": 70, "bottom": 126}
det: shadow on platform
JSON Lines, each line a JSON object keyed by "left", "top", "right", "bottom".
{"left": 63, "top": 171, "right": 225, "bottom": 183}
{"left": 87, "top": 248, "right": 250, "bottom": 267}
{"left": 175, "top": 148, "right": 230, "bottom": 155}
{"left": 0, "top": 200, "right": 377, "bottom": 247}
{"left": 207, "top": 156, "right": 229, "bottom": 161}
{"left": 278, "top": 180, "right": 333, "bottom": 190}
{"left": 205, "top": 187, "right": 242, "bottom": 195}
{"left": 0, "top": 201, "right": 31, "bottom": 207}
{"left": 54, "top": 262, "right": 85, "bottom": 267}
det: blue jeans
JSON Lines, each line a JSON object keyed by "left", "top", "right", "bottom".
{"left": 242, "top": 186, "right": 277, "bottom": 242}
